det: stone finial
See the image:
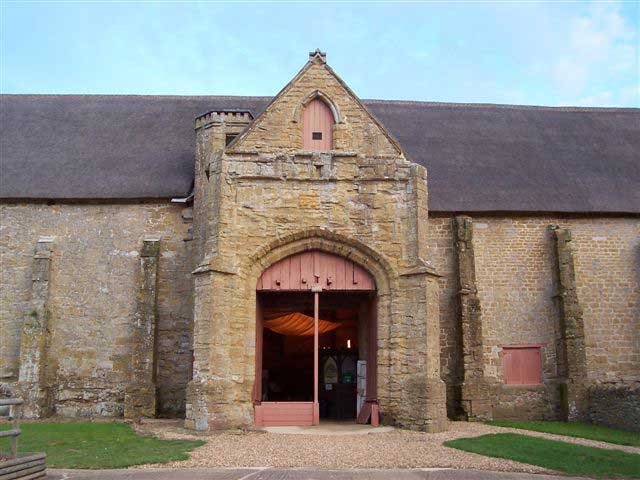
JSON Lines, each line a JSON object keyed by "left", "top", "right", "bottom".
{"left": 309, "top": 48, "right": 327, "bottom": 64}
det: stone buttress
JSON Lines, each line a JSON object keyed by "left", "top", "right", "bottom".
{"left": 124, "top": 238, "right": 161, "bottom": 419}
{"left": 17, "top": 238, "right": 54, "bottom": 418}
{"left": 454, "top": 216, "right": 494, "bottom": 421}
{"left": 550, "top": 226, "right": 588, "bottom": 421}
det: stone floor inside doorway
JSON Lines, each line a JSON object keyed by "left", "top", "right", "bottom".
{"left": 132, "top": 419, "right": 640, "bottom": 474}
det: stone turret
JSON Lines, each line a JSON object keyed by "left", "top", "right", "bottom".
{"left": 192, "top": 110, "right": 254, "bottom": 266}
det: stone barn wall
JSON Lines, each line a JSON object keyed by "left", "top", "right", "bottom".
{"left": 0, "top": 201, "right": 194, "bottom": 417}
{"left": 429, "top": 214, "right": 640, "bottom": 424}
{"left": 2, "top": 199, "right": 637, "bottom": 428}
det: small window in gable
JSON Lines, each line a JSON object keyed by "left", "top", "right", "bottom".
{"left": 302, "top": 98, "right": 333, "bottom": 151}
{"left": 502, "top": 345, "right": 542, "bottom": 385}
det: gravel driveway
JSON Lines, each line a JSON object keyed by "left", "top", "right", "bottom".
{"left": 131, "top": 420, "right": 638, "bottom": 474}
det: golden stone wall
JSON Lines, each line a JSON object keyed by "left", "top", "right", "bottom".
{"left": 429, "top": 214, "right": 640, "bottom": 422}
{"left": 1, "top": 209, "right": 637, "bottom": 426}
{"left": 0, "top": 202, "right": 194, "bottom": 416}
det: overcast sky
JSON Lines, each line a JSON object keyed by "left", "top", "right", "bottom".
{"left": 2, "top": 1, "right": 638, "bottom": 107}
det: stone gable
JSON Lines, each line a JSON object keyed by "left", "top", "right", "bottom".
{"left": 229, "top": 53, "right": 402, "bottom": 157}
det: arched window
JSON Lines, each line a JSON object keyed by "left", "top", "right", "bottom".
{"left": 302, "top": 98, "right": 334, "bottom": 151}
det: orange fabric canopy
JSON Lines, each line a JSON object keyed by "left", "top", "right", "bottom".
{"left": 264, "top": 312, "right": 340, "bottom": 336}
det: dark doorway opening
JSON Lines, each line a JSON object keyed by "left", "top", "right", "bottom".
{"left": 257, "top": 291, "right": 374, "bottom": 421}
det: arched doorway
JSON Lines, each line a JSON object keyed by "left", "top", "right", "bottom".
{"left": 253, "top": 250, "right": 378, "bottom": 426}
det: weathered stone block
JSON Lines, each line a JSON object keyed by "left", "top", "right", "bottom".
{"left": 124, "top": 384, "right": 157, "bottom": 420}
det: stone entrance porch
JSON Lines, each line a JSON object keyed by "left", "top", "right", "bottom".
{"left": 185, "top": 230, "right": 447, "bottom": 432}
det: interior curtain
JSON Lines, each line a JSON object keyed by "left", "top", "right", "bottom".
{"left": 264, "top": 312, "right": 340, "bottom": 336}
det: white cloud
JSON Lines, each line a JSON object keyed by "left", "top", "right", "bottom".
{"left": 549, "top": 1, "right": 637, "bottom": 104}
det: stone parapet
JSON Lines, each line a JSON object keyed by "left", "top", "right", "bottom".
{"left": 195, "top": 110, "right": 253, "bottom": 130}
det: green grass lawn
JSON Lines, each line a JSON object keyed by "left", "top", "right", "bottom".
{"left": 487, "top": 420, "right": 640, "bottom": 447}
{"left": 0, "top": 421, "right": 205, "bottom": 469}
{"left": 444, "top": 433, "right": 640, "bottom": 478}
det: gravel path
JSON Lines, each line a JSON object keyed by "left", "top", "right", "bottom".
{"left": 134, "top": 420, "right": 640, "bottom": 473}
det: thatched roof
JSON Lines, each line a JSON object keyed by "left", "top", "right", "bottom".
{"left": 1, "top": 94, "right": 638, "bottom": 213}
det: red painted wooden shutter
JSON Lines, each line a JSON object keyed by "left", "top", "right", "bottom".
{"left": 302, "top": 98, "right": 333, "bottom": 151}
{"left": 502, "top": 345, "right": 542, "bottom": 385}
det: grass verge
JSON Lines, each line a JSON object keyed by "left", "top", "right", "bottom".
{"left": 487, "top": 420, "right": 640, "bottom": 447}
{"left": 444, "top": 433, "right": 640, "bottom": 478}
{"left": 1, "top": 421, "right": 204, "bottom": 469}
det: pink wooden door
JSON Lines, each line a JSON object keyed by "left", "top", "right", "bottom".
{"left": 257, "top": 250, "right": 375, "bottom": 292}
{"left": 255, "top": 251, "right": 377, "bottom": 427}
{"left": 302, "top": 98, "right": 333, "bottom": 151}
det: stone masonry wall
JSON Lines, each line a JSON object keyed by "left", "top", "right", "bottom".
{"left": 0, "top": 202, "right": 193, "bottom": 417}
{"left": 2, "top": 202, "right": 637, "bottom": 425}
{"left": 429, "top": 214, "right": 639, "bottom": 423}
{"left": 587, "top": 382, "right": 640, "bottom": 432}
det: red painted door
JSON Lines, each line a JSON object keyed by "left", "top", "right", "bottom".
{"left": 302, "top": 98, "right": 333, "bottom": 151}
{"left": 257, "top": 251, "right": 375, "bottom": 292}
{"left": 255, "top": 251, "right": 377, "bottom": 427}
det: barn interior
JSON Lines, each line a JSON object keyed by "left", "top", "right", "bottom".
{"left": 259, "top": 291, "right": 372, "bottom": 420}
